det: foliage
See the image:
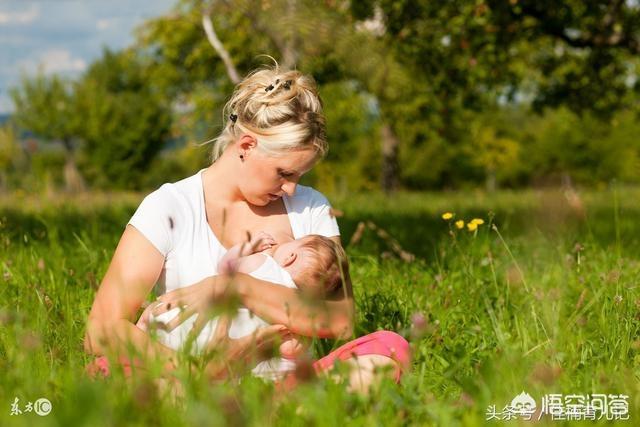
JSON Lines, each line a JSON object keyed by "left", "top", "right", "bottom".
{"left": 73, "top": 49, "right": 172, "bottom": 189}
{"left": 5, "top": 0, "right": 640, "bottom": 191}
{"left": 1, "top": 189, "right": 640, "bottom": 424}
{"left": 0, "top": 125, "right": 27, "bottom": 190}
{"left": 9, "top": 74, "right": 80, "bottom": 151}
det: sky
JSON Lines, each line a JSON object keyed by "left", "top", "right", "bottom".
{"left": 0, "top": 0, "right": 176, "bottom": 114}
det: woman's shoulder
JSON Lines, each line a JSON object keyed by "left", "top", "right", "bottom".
{"left": 285, "top": 185, "right": 340, "bottom": 238}
{"left": 133, "top": 170, "right": 205, "bottom": 226}
{"left": 287, "top": 184, "right": 331, "bottom": 207}
{"left": 143, "top": 170, "right": 203, "bottom": 206}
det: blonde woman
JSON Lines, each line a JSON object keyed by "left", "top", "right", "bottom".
{"left": 84, "top": 67, "right": 409, "bottom": 392}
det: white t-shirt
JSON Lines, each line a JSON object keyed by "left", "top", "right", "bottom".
{"left": 128, "top": 169, "right": 340, "bottom": 295}
{"left": 129, "top": 169, "right": 339, "bottom": 376}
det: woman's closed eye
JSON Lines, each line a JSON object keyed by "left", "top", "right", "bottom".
{"left": 278, "top": 169, "right": 295, "bottom": 179}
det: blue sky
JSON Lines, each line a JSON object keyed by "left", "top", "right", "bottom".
{"left": 0, "top": 0, "right": 176, "bottom": 113}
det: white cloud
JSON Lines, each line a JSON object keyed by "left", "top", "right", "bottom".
{"left": 0, "top": 4, "right": 39, "bottom": 25}
{"left": 18, "top": 49, "right": 87, "bottom": 75}
{"left": 40, "top": 49, "right": 87, "bottom": 74}
{"left": 96, "top": 18, "right": 113, "bottom": 31}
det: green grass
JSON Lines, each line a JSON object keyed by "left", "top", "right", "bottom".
{"left": 1, "top": 188, "right": 639, "bottom": 426}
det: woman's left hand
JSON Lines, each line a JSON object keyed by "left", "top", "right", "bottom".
{"left": 146, "top": 275, "right": 235, "bottom": 337}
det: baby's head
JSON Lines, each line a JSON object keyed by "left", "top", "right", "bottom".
{"left": 272, "top": 235, "right": 348, "bottom": 297}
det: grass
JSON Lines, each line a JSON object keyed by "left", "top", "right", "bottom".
{"left": 0, "top": 187, "right": 639, "bottom": 426}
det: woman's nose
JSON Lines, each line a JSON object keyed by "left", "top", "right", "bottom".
{"left": 282, "top": 181, "right": 297, "bottom": 196}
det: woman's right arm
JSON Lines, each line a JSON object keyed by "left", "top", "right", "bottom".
{"left": 84, "top": 225, "right": 179, "bottom": 372}
{"left": 85, "top": 225, "right": 286, "bottom": 378}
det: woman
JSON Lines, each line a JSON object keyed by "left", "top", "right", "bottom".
{"left": 84, "top": 66, "right": 409, "bottom": 392}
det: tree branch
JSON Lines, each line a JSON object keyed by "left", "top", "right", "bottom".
{"left": 201, "top": 8, "right": 241, "bottom": 84}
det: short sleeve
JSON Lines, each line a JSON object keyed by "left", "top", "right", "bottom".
{"left": 128, "top": 184, "right": 179, "bottom": 257}
{"left": 284, "top": 185, "right": 340, "bottom": 239}
{"left": 308, "top": 190, "right": 340, "bottom": 237}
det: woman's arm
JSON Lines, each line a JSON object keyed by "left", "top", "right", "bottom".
{"left": 237, "top": 235, "right": 355, "bottom": 339}
{"left": 153, "top": 237, "right": 355, "bottom": 340}
{"left": 84, "top": 225, "right": 180, "bottom": 373}
{"left": 233, "top": 267, "right": 354, "bottom": 339}
{"left": 86, "top": 225, "right": 288, "bottom": 380}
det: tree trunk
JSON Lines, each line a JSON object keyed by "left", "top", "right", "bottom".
{"left": 486, "top": 168, "right": 496, "bottom": 192}
{"left": 380, "top": 122, "right": 400, "bottom": 193}
{"left": 62, "top": 139, "right": 85, "bottom": 193}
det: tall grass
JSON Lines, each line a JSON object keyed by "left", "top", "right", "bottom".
{"left": 1, "top": 188, "right": 639, "bottom": 426}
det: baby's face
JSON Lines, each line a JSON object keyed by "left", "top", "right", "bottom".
{"left": 272, "top": 238, "right": 308, "bottom": 267}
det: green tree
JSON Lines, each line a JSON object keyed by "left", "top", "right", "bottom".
{"left": 0, "top": 124, "right": 26, "bottom": 190}
{"left": 9, "top": 73, "right": 85, "bottom": 191}
{"left": 74, "top": 49, "right": 172, "bottom": 189}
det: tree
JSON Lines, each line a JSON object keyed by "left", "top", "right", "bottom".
{"left": 0, "top": 124, "right": 26, "bottom": 190}
{"left": 74, "top": 49, "right": 172, "bottom": 189}
{"left": 10, "top": 73, "right": 85, "bottom": 191}
{"left": 136, "top": 0, "right": 417, "bottom": 192}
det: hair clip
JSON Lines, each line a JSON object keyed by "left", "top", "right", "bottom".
{"left": 229, "top": 113, "right": 238, "bottom": 123}
{"left": 283, "top": 80, "right": 292, "bottom": 90}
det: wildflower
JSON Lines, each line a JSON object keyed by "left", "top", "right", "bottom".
{"left": 470, "top": 218, "right": 484, "bottom": 225}
{"left": 455, "top": 220, "right": 464, "bottom": 229}
{"left": 467, "top": 222, "right": 478, "bottom": 231}
{"left": 441, "top": 212, "right": 454, "bottom": 220}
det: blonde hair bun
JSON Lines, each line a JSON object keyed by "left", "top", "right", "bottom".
{"left": 212, "top": 66, "right": 327, "bottom": 161}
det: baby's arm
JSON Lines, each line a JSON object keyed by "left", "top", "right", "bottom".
{"left": 218, "top": 231, "right": 275, "bottom": 274}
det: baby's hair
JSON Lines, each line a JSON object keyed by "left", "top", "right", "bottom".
{"left": 295, "top": 235, "right": 349, "bottom": 297}
{"left": 211, "top": 64, "right": 327, "bottom": 162}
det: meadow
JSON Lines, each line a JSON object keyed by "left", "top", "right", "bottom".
{"left": 0, "top": 187, "right": 639, "bottom": 426}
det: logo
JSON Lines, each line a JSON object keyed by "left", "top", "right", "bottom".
{"left": 34, "top": 398, "right": 52, "bottom": 416}
{"left": 510, "top": 391, "right": 536, "bottom": 417}
{"left": 9, "top": 397, "right": 52, "bottom": 417}
{"left": 486, "top": 391, "right": 629, "bottom": 421}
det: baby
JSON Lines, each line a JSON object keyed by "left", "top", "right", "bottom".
{"left": 137, "top": 232, "right": 347, "bottom": 379}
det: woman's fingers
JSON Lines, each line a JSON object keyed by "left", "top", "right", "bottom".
{"left": 163, "top": 304, "right": 197, "bottom": 331}
{"left": 203, "top": 315, "right": 231, "bottom": 351}
{"left": 254, "top": 324, "right": 289, "bottom": 346}
{"left": 137, "top": 302, "right": 159, "bottom": 325}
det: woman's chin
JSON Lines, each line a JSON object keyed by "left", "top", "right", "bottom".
{"left": 248, "top": 195, "right": 271, "bottom": 206}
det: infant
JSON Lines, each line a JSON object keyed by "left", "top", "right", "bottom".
{"left": 137, "top": 232, "right": 347, "bottom": 379}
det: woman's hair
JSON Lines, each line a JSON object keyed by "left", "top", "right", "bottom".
{"left": 211, "top": 66, "right": 327, "bottom": 162}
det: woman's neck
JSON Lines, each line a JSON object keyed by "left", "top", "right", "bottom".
{"left": 202, "top": 154, "right": 244, "bottom": 204}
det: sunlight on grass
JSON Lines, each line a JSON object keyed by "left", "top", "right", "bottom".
{"left": 1, "top": 188, "right": 639, "bottom": 425}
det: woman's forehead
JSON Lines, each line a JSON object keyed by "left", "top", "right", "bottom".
{"left": 268, "top": 148, "right": 318, "bottom": 170}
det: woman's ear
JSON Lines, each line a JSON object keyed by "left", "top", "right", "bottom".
{"left": 237, "top": 134, "right": 257, "bottom": 158}
{"left": 282, "top": 252, "right": 297, "bottom": 267}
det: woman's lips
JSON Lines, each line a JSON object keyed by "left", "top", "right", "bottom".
{"left": 268, "top": 193, "right": 281, "bottom": 200}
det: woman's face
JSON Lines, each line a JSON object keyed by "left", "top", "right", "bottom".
{"left": 239, "top": 144, "right": 318, "bottom": 206}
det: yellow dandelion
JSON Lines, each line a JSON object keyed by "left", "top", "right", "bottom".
{"left": 455, "top": 220, "right": 465, "bottom": 229}
{"left": 471, "top": 218, "right": 484, "bottom": 225}
{"left": 467, "top": 222, "right": 478, "bottom": 231}
{"left": 442, "top": 212, "right": 454, "bottom": 220}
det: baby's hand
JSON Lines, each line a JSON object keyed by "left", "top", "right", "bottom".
{"left": 249, "top": 231, "right": 276, "bottom": 253}
{"left": 279, "top": 336, "right": 305, "bottom": 360}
